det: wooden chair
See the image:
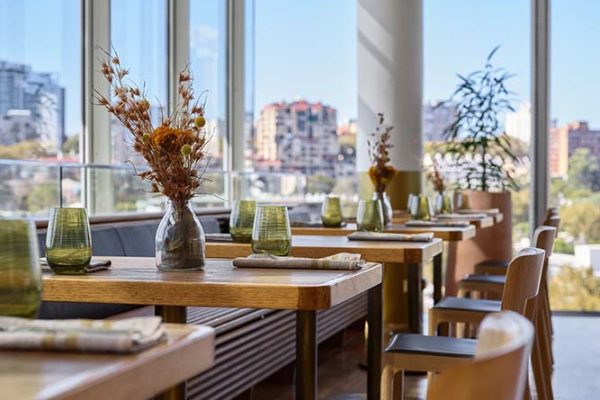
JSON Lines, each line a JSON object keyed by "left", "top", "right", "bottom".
{"left": 381, "top": 248, "right": 545, "bottom": 400}
{"left": 432, "top": 226, "right": 556, "bottom": 400}
{"left": 427, "top": 311, "right": 534, "bottom": 400}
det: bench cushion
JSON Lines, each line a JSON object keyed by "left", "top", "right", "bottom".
{"left": 433, "top": 297, "right": 501, "bottom": 313}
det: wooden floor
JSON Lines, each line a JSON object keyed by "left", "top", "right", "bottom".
{"left": 251, "top": 315, "right": 600, "bottom": 400}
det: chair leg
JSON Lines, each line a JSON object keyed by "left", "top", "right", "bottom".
{"left": 429, "top": 309, "right": 438, "bottom": 336}
{"left": 393, "top": 370, "right": 405, "bottom": 400}
{"left": 532, "top": 330, "right": 548, "bottom": 400}
{"left": 381, "top": 365, "right": 397, "bottom": 400}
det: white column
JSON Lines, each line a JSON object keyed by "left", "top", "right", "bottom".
{"left": 357, "top": 0, "right": 423, "bottom": 174}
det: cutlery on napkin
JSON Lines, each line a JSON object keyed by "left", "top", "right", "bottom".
{"left": 0, "top": 316, "right": 166, "bottom": 353}
{"left": 233, "top": 252, "right": 365, "bottom": 270}
{"left": 347, "top": 231, "right": 434, "bottom": 242}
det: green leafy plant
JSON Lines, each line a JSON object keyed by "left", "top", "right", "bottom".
{"left": 443, "top": 47, "right": 520, "bottom": 192}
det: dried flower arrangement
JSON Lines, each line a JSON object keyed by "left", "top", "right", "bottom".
{"left": 95, "top": 52, "right": 210, "bottom": 210}
{"left": 367, "top": 113, "right": 397, "bottom": 194}
{"left": 426, "top": 159, "right": 446, "bottom": 194}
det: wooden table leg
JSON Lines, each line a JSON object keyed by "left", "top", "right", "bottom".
{"left": 433, "top": 253, "right": 443, "bottom": 304}
{"left": 406, "top": 263, "right": 423, "bottom": 333}
{"left": 156, "top": 305, "right": 187, "bottom": 400}
{"left": 367, "top": 284, "right": 382, "bottom": 400}
{"left": 296, "top": 310, "right": 317, "bottom": 400}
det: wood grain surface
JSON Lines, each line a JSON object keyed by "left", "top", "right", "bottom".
{"left": 1, "top": 324, "right": 215, "bottom": 400}
{"left": 42, "top": 258, "right": 383, "bottom": 311}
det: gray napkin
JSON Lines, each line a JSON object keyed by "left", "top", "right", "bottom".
{"left": 205, "top": 233, "right": 234, "bottom": 242}
{"left": 233, "top": 252, "right": 364, "bottom": 270}
{"left": 0, "top": 316, "right": 166, "bottom": 354}
{"left": 436, "top": 213, "right": 488, "bottom": 220}
{"left": 405, "top": 220, "right": 471, "bottom": 228}
{"left": 40, "top": 258, "right": 111, "bottom": 273}
{"left": 347, "top": 231, "right": 434, "bottom": 242}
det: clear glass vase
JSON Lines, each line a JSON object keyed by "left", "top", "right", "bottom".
{"left": 0, "top": 218, "right": 42, "bottom": 318}
{"left": 373, "top": 192, "right": 393, "bottom": 226}
{"left": 155, "top": 199, "right": 205, "bottom": 271}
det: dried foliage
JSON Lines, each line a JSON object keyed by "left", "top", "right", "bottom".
{"left": 443, "top": 46, "right": 520, "bottom": 192}
{"left": 367, "top": 113, "right": 397, "bottom": 193}
{"left": 427, "top": 159, "right": 446, "bottom": 194}
{"left": 95, "top": 50, "right": 210, "bottom": 208}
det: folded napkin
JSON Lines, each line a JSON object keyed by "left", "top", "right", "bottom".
{"left": 40, "top": 258, "right": 111, "bottom": 273}
{"left": 291, "top": 221, "right": 348, "bottom": 228}
{"left": 0, "top": 316, "right": 166, "bottom": 354}
{"left": 205, "top": 233, "right": 234, "bottom": 242}
{"left": 436, "top": 213, "right": 488, "bottom": 220}
{"left": 347, "top": 231, "right": 434, "bottom": 242}
{"left": 233, "top": 252, "right": 364, "bottom": 270}
{"left": 405, "top": 220, "right": 471, "bottom": 228}
{"left": 457, "top": 208, "right": 500, "bottom": 215}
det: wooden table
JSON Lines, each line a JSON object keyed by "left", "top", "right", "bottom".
{"left": 43, "top": 258, "right": 383, "bottom": 400}
{"left": 206, "top": 235, "right": 442, "bottom": 335}
{"left": 1, "top": 324, "right": 214, "bottom": 400}
{"left": 290, "top": 225, "right": 475, "bottom": 304}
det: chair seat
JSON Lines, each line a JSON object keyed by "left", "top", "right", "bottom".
{"left": 385, "top": 333, "right": 477, "bottom": 358}
{"left": 475, "top": 259, "right": 509, "bottom": 268}
{"left": 433, "top": 297, "right": 501, "bottom": 313}
{"left": 462, "top": 274, "right": 506, "bottom": 285}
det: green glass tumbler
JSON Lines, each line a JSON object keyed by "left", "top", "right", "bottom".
{"left": 45, "top": 208, "right": 92, "bottom": 275}
{"left": 251, "top": 204, "right": 292, "bottom": 256}
{"left": 321, "top": 195, "right": 343, "bottom": 227}
{"left": 356, "top": 200, "right": 384, "bottom": 232}
{"left": 230, "top": 200, "right": 256, "bottom": 243}
{"left": 0, "top": 219, "right": 42, "bottom": 318}
{"left": 435, "top": 193, "right": 454, "bottom": 214}
{"left": 410, "top": 194, "right": 433, "bottom": 221}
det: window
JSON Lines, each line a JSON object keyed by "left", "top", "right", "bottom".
{"left": 0, "top": 0, "right": 82, "bottom": 215}
{"left": 423, "top": 0, "right": 531, "bottom": 247}
{"left": 548, "top": 0, "right": 600, "bottom": 311}
{"left": 245, "top": 0, "right": 357, "bottom": 203}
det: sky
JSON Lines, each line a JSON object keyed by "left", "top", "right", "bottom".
{"left": 1, "top": 0, "right": 599, "bottom": 135}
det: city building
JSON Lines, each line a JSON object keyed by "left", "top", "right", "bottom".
{"left": 505, "top": 102, "right": 532, "bottom": 144}
{"left": 0, "top": 60, "right": 65, "bottom": 151}
{"left": 567, "top": 121, "right": 600, "bottom": 159}
{"left": 549, "top": 121, "right": 569, "bottom": 178}
{"left": 422, "top": 100, "right": 457, "bottom": 142}
{"left": 254, "top": 100, "right": 340, "bottom": 175}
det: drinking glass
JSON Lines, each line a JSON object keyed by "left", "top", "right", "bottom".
{"left": 321, "top": 195, "right": 343, "bottom": 227}
{"left": 454, "top": 192, "right": 470, "bottom": 210}
{"left": 410, "top": 194, "right": 433, "bottom": 221}
{"left": 252, "top": 204, "right": 292, "bottom": 256}
{"left": 406, "top": 193, "right": 417, "bottom": 212}
{"left": 230, "top": 200, "right": 256, "bottom": 243}
{"left": 45, "top": 208, "right": 92, "bottom": 274}
{"left": 356, "top": 200, "right": 384, "bottom": 232}
{"left": 0, "top": 219, "right": 42, "bottom": 318}
{"left": 435, "top": 193, "right": 454, "bottom": 214}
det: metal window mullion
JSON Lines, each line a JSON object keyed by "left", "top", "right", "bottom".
{"left": 168, "top": 0, "right": 190, "bottom": 115}
{"left": 227, "top": 0, "right": 245, "bottom": 173}
{"left": 531, "top": 0, "right": 550, "bottom": 228}
{"left": 83, "top": 0, "right": 111, "bottom": 213}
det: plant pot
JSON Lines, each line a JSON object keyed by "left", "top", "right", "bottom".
{"left": 445, "top": 191, "right": 513, "bottom": 296}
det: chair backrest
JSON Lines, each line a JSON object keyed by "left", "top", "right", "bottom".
{"left": 501, "top": 248, "right": 545, "bottom": 318}
{"left": 533, "top": 225, "right": 557, "bottom": 259}
{"left": 427, "top": 311, "right": 534, "bottom": 400}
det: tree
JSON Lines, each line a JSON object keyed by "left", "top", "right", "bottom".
{"left": 561, "top": 200, "right": 600, "bottom": 242}
{"left": 568, "top": 148, "right": 600, "bottom": 192}
{"left": 0, "top": 140, "right": 53, "bottom": 160}
{"left": 62, "top": 135, "right": 80, "bottom": 156}
{"left": 26, "top": 183, "right": 59, "bottom": 213}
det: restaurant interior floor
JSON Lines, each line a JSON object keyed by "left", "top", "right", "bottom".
{"left": 251, "top": 314, "right": 599, "bottom": 400}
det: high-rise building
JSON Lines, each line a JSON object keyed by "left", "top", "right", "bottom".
{"left": 0, "top": 60, "right": 65, "bottom": 151}
{"left": 549, "top": 121, "right": 569, "bottom": 178}
{"left": 505, "top": 102, "right": 531, "bottom": 144}
{"left": 568, "top": 121, "right": 600, "bottom": 159}
{"left": 254, "top": 100, "right": 340, "bottom": 175}
{"left": 422, "top": 100, "right": 457, "bottom": 142}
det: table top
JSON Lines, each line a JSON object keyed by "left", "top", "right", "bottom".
{"left": 206, "top": 235, "right": 443, "bottom": 263}
{"left": 291, "top": 223, "right": 475, "bottom": 242}
{"left": 0, "top": 324, "right": 215, "bottom": 400}
{"left": 42, "top": 258, "right": 382, "bottom": 311}
{"left": 392, "top": 213, "right": 498, "bottom": 228}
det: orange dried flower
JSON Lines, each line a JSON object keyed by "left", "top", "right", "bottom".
{"left": 368, "top": 113, "right": 397, "bottom": 193}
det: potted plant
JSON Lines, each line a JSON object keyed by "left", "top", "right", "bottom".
{"left": 367, "top": 113, "right": 397, "bottom": 226}
{"left": 442, "top": 47, "right": 520, "bottom": 294}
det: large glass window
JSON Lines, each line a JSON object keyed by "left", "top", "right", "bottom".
{"left": 245, "top": 0, "right": 357, "bottom": 205}
{"left": 548, "top": 0, "right": 600, "bottom": 311}
{"left": 423, "top": 0, "right": 531, "bottom": 247}
{"left": 0, "top": 0, "right": 82, "bottom": 215}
